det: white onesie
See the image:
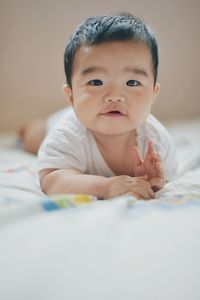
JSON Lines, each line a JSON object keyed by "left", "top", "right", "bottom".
{"left": 38, "top": 107, "right": 178, "bottom": 181}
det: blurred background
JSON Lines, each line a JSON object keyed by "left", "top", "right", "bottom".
{"left": 0, "top": 0, "right": 200, "bottom": 132}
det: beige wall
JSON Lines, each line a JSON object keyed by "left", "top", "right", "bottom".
{"left": 1, "top": 0, "right": 200, "bottom": 132}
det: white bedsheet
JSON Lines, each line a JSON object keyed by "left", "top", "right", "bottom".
{"left": 0, "top": 195, "right": 200, "bottom": 300}
{"left": 0, "top": 119, "right": 200, "bottom": 300}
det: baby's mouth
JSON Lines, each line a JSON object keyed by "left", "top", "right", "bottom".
{"left": 106, "top": 110, "right": 122, "bottom": 115}
{"left": 100, "top": 108, "right": 127, "bottom": 117}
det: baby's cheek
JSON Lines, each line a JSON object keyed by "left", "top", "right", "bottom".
{"left": 73, "top": 92, "right": 90, "bottom": 105}
{"left": 132, "top": 87, "right": 151, "bottom": 98}
{"left": 133, "top": 89, "right": 143, "bottom": 96}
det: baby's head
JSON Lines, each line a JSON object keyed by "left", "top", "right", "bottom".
{"left": 64, "top": 13, "right": 159, "bottom": 87}
{"left": 63, "top": 13, "right": 160, "bottom": 136}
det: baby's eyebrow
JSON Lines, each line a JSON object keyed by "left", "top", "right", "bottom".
{"left": 123, "top": 66, "right": 148, "bottom": 77}
{"left": 80, "top": 66, "right": 149, "bottom": 77}
{"left": 81, "top": 66, "right": 106, "bottom": 76}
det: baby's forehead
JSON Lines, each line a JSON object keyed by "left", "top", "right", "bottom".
{"left": 71, "top": 40, "right": 154, "bottom": 79}
{"left": 74, "top": 40, "right": 151, "bottom": 61}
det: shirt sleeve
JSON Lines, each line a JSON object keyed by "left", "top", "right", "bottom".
{"left": 37, "top": 119, "right": 87, "bottom": 173}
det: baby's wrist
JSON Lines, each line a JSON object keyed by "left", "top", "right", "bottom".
{"left": 102, "top": 177, "right": 116, "bottom": 199}
{"left": 95, "top": 177, "right": 112, "bottom": 199}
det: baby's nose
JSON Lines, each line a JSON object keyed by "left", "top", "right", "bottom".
{"left": 104, "top": 93, "right": 126, "bottom": 103}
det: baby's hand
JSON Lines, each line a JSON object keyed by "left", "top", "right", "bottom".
{"left": 132, "top": 141, "right": 165, "bottom": 191}
{"left": 106, "top": 175, "right": 155, "bottom": 200}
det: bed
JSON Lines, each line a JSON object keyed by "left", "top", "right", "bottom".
{"left": 0, "top": 119, "right": 200, "bottom": 300}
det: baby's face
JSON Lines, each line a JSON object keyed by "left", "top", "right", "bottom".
{"left": 65, "top": 40, "right": 160, "bottom": 136}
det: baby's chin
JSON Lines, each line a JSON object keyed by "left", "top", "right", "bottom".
{"left": 90, "top": 126, "right": 137, "bottom": 137}
{"left": 75, "top": 113, "right": 147, "bottom": 136}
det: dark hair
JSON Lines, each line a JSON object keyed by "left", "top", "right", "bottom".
{"left": 64, "top": 13, "right": 159, "bottom": 87}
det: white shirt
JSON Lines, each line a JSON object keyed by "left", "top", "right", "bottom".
{"left": 38, "top": 108, "right": 178, "bottom": 180}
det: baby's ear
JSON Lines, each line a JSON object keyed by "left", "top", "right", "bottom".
{"left": 152, "top": 82, "right": 161, "bottom": 103}
{"left": 63, "top": 84, "right": 73, "bottom": 105}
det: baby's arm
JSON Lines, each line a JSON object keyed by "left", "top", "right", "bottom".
{"left": 40, "top": 169, "right": 154, "bottom": 200}
{"left": 40, "top": 168, "right": 109, "bottom": 199}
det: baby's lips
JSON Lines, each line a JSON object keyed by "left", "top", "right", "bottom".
{"left": 100, "top": 106, "right": 127, "bottom": 115}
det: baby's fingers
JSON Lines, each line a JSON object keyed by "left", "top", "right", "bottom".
{"left": 135, "top": 179, "right": 155, "bottom": 199}
{"left": 136, "top": 189, "right": 155, "bottom": 200}
{"left": 155, "top": 161, "right": 164, "bottom": 177}
{"left": 147, "top": 140, "right": 154, "bottom": 152}
{"left": 145, "top": 140, "right": 155, "bottom": 158}
{"left": 153, "top": 152, "right": 161, "bottom": 163}
{"left": 144, "top": 141, "right": 158, "bottom": 166}
{"left": 132, "top": 146, "right": 143, "bottom": 166}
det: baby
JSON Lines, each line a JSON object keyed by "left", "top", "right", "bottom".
{"left": 37, "top": 13, "right": 178, "bottom": 200}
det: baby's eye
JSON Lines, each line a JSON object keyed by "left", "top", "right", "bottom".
{"left": 88, "top": 79, "right": 103, "bottom": 86}
{"left": 126, "top": 80, "right": 140, "bottom": 87}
